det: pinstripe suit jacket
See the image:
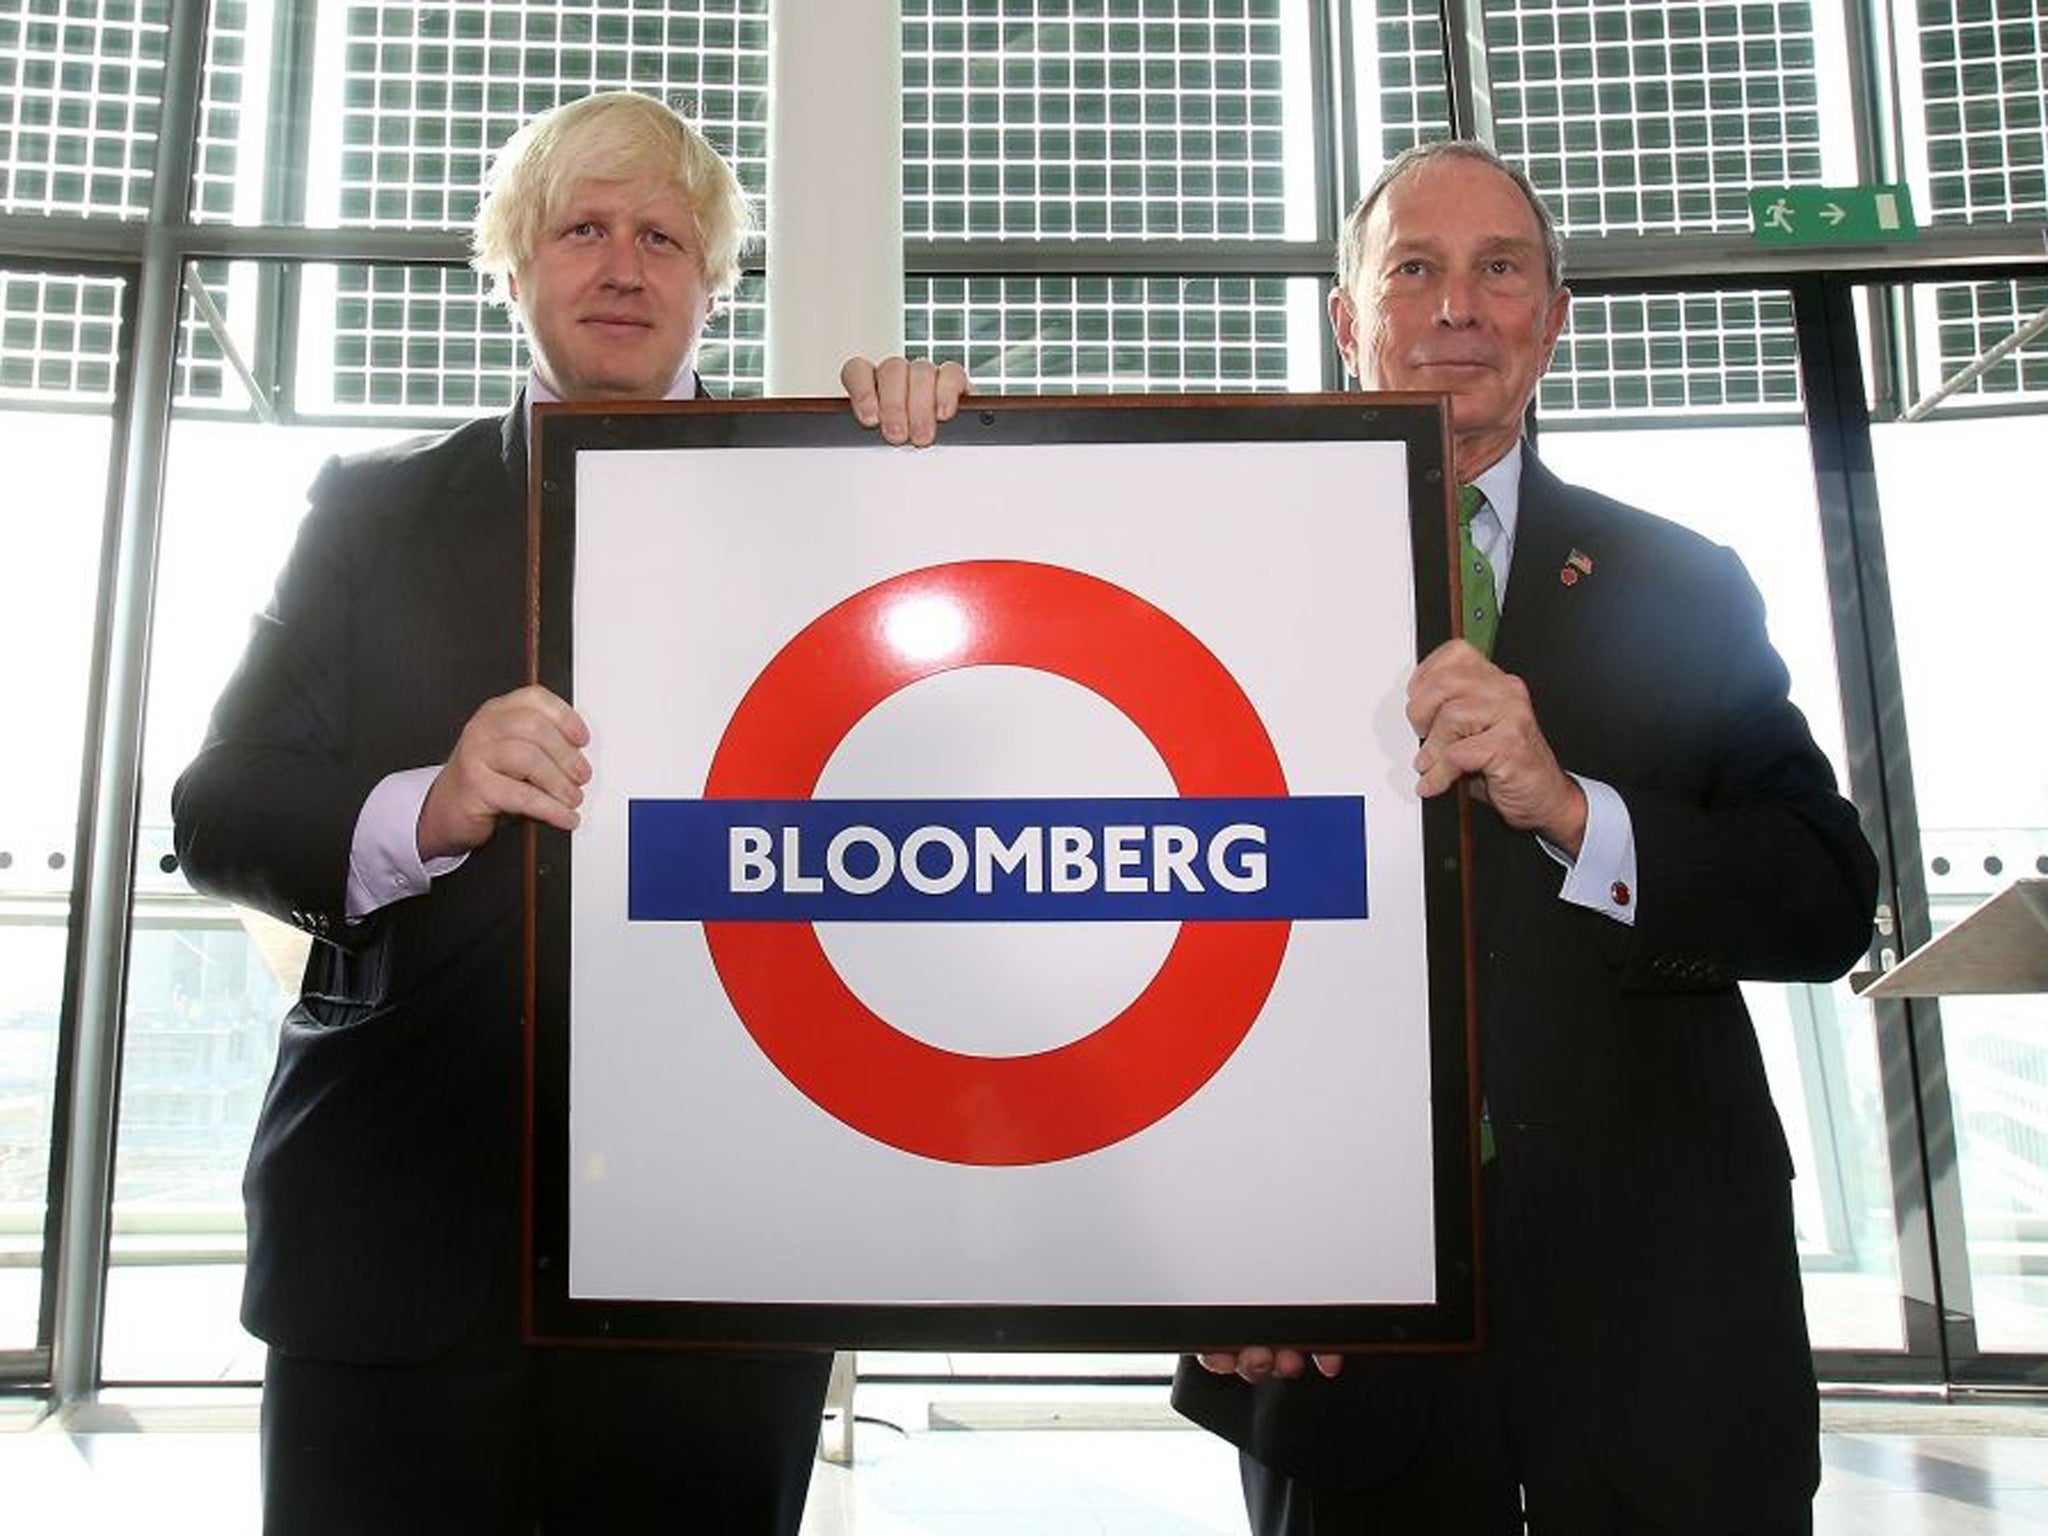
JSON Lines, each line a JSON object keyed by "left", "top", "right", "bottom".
{"left": 176, "top": 404, "right": 540, "bottom": 1360}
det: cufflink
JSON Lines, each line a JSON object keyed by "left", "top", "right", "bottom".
{"left": 1610, "top": 880, "right": 1631, "bottom": 907}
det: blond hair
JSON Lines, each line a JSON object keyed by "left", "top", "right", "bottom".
{"left": 471, "top": 91, "right": 754, "bottom": 299}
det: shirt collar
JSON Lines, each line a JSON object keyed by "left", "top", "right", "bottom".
{"left": 1469, "top": 440, "right": 1523, "bottom": 547}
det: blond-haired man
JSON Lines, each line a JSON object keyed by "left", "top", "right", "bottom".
{"left": 175, "top": 91, "right": 961, "bottom": 1534}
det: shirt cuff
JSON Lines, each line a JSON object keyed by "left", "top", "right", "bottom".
{"left": 345, "top": 766, "right": 468, "bottom": 921}
{"left": 1539, "top": 774, "right": 1637, "bottom": 927}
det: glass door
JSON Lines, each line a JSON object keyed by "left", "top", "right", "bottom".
{"left": 0, "top": 264, "right": 131, "bottom": 1371}
{"left": 1857, "top": 272, "right": 2048, "bottom": 1383}
{"left": 101, "top": 258, "right": 427, "bottom": 1384}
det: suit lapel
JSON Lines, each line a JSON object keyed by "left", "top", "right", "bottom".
{"left": 408, "top": 399, "right": 529, "bottom": 695}
{"left": 481, "top": 392, "right": 528, "bottom": 507}
{"left": 1495, "top": 450, "right": 1605, "bottom": 761}
{"left": 463, "top": 373, "right": 704, "bottom": 523}
{"left": 445, "top": 380, "right": 701, "bottom": 685}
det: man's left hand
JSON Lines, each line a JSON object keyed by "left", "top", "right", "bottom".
{"left": 1407, "top": 638, "right": 1587, "bottom": 855}
{"left": 841, "top": 355, "right": 971, "bottom": 446}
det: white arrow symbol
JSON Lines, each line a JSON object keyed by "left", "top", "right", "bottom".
{"left": 1821, "top": 202, "right": 1847, "bottom": 226}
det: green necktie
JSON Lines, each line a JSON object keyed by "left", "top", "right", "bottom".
{"left": 1459, "top": 486, "right": 1500, "bottom": 1165}
{"left": 1458, "top": 484, "right": 1500, "bottom": 658}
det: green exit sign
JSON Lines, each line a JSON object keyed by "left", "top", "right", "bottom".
{"left": 1750, "top": 184, "right": 1918, "bottom": 245}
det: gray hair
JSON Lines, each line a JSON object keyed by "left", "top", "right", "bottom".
{"left": 1336, "top": 140, "right": 1565, "bottom": 296}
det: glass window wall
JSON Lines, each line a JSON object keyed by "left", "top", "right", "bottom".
{"left": 10, "top": 0, "right": 2046, "bottom": 1398}
{"left": 1864, "top": 277, "right": 2048, "bottom": 1357}
{"left": 0, "top": 0, "right": 170, "bottom": 220}
{"left": 102, "top": 260, "right": 426, "bottom": 1382}
{"left": 1539, "top": 288, "right": 1904, "bottom": 1352}
{"left": 906, "top": 272, "right": 1323, "bottom": 392}
{"left": 0, "top": 262, "right": 126, "bottom": 1355}
{"left": 904, "top": 0, "right": 1314, "bottom": 242}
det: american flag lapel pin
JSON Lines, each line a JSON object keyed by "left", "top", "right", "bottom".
{"left": 1559, "top": 547, "right": 1593, "bottom": 587}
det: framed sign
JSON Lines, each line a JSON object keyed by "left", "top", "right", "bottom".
{"left": 525, "top": 394, "right": 1477, "bottom": 1352}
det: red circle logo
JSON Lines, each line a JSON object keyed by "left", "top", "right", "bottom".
{"left": 702, "top": 560, "right": 1292, "bottom": 1165}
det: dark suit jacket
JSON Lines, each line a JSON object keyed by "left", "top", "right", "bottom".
{"left": 1173, "top": 449, "right": 1878, "bottom": 1526}
{"left": 176, "top": 405, "right": 531, "bottom": 1362}
{"left": 175, "top": 397, "right": 823, "bottom": 1393}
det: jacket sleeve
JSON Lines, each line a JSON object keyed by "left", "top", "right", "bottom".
{"left": 1617, "top": 546, "right": 1878, "bottom": 991}
{"left": 171, "top": 460, "right": 390, "bottom": 948}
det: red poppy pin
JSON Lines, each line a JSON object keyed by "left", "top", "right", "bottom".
{"left": 1559, "top": 548, "right": 1594, "bottom": 587}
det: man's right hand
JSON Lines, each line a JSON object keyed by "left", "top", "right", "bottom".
{"left": 1406, "top": 638, "right": 1587, "bottom": 856}
{"left": 1194, "top": 1348, "right": 1345, "bottom": 1383}
{"left": 417, "top": 685, "right": 592, "bottom": 859}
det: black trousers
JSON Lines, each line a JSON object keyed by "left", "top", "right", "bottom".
{"left": 1238, "top": 1387, "right": 1815, "bottom": 1536}
{"left": 260, "top": 1322, "right": 832, "bottom": 1535}
{"left": 1234, "top": 1160, "right": 1814, "bottom": 1536}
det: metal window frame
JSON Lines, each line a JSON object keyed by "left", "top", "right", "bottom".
{"left": 0, "top": 251, "right": 141, "bottom": 1396}
{"left": 32, "top": 0, "right": 205, "bottom": 1407}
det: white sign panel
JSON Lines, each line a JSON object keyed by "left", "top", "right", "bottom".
{"left": 527, "top": 398, "right": 1475, "bottom": 1350}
